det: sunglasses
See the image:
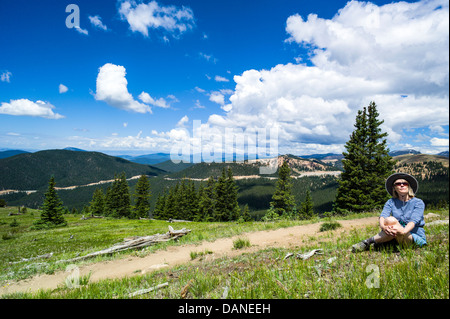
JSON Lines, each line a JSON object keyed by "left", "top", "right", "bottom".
{"left": 394, "top": 182, "right": 409, "bottom": 186}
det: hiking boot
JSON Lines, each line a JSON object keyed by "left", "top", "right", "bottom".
{"left": 351, "top": 240, "right": 370, "bottom": 253}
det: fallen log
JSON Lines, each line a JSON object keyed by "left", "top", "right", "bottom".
{"left": 128, "top": 282, "right": 169, "bottom": 297}
{"left": 297, "top": 249, "right": 323, "bottom": 260}
{"left": 168, "top": 218, "right": 192, "bottom": 223}
{"left": 9, "top": 253, "right": 53, "bottom": 264}
{"left": 80, "top": 215, "right": 104, "bottom": 220}
{"left": 284, "top": 249, "right": 323, "bottom": 261}
{"left": 57, "top": 227, "right": 191, "bottom": 264}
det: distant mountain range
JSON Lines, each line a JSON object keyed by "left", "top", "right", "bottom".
{"left": 0, "top": 147, "right": 448, "bottom": 213}
{"left": 117, "top": 153, "right": 172, "bottom": 165}
{"left": 0, "top": 146, "right": 448, "bottom": 176}
{"left": 0, "top": 149, "right": 30, "bottom": 159}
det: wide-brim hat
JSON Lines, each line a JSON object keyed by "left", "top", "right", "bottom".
{"left": 385, "top": 172, "right": 419, "bottom": 196}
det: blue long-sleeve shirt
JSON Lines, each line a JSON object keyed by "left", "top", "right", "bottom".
{"left": 380, "top": 197, "right": 426, "bottom": 239}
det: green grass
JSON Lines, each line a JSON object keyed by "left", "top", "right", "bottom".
{"left": 319, "top": 220, "right": 342, "bottom": 232}
{"left": 232, "top": 237, "right": 251, "bottom": 250}
{"left": 1, "top": 206, "right": 448, "bottom": 299}
{"left": 0, "top": 206, "right": 329, "bottom": 284}
{"left": 190, "top": 250, "right": 213, "bottom": 260}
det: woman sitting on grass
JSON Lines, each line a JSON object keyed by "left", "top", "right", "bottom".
{"left": 352, "top": 173, "right": 427, "bottom": 252}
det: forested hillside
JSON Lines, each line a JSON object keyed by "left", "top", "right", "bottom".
{"left": 167, "top": 154, "right": 339, "bottom": 179}
{"left": 393, "top": 154, "right": 449, "bottom": 208}
{"left": 0, "top": 150, "right": 165, "bottom": 190}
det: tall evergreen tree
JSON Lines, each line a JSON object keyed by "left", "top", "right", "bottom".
{"left": 106, "top": 172, "right": 131, "bottom": 218}
{"left": 164, "top": 185, "right": 177, "bottom": 219}
{"left": 193, "top": 184, "right": 206, "bottom": 221}
{"left": 198, "top": 176, "right": 216, "bottom": 221}
{"left": 270, "top": 161, "right": 296, "bottom": 216}
{"left": 334, "top": 101, "right": 395, "bottom": 213}
{"left": 214, "top": 168, "right": 229, "bottom": 221}
{"left": 177, "top": 178, "right": 189, "bottom": 220}
{"left": 35, "top": 176, "right": 66, "bottom": 228}
{"left": 133, "top": 174, "right": 151, "bottom": 219}
{"left": 90, "top": 188, "right": 105, "bottom": 216}
{"left": 104, "top": 186, "right": 113, "bottom": 216}
{"left": 225, "top": 168, "right": 240, "bottom": 221}
{"left": 241, "top": 204, "right": 252, "bottom": 222}
{"left": 214, "top": 168, "right": 240, "bottom": 221}
{"left": 298, "top": 189, "right": 314, "bottom": 220}
{"left": 152, "top": 192, "right": 167, "bottom": 220}
{"left": 186, "top": 180, "right": 199, "bottom": 220}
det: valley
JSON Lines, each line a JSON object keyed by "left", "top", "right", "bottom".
{"left": 0, "top": 148, "right": 448, "bottom": 218}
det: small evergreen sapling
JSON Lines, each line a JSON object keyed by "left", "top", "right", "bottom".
{"left": 34, "top": 176, "right": 67, "bottom": 229}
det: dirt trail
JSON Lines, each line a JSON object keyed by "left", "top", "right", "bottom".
{"left": 0, "top": 216, "right": 378, "bottom": 296}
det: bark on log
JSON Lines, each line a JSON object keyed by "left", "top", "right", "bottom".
{"left": 128, "top": 282, "right": 169, "bottom": 297}
{"left": 9, "top": 253, "right": 53, "bottom": 264}
{"left": 57, "top": 227, "right": 191, "bottom": 264}
{"left": 168, "top": 218, "right": 192, "bottom": 223}
{"left": 80, "top": 215, "right": 104, "bottom": 220}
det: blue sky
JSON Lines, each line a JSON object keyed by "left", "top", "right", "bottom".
{"left": 0, "top": 0, "right": 448, "bottom": 157}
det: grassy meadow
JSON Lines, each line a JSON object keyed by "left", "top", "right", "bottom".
{"left": 0, "top": 206, "right": 448, "bottom": 299}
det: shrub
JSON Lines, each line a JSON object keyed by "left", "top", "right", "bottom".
{"left": 10, "top": 218, "right": 19, "bottom": 227}
{"left": 233, "top": 237, "right": 250, "bottom": 249}
{"left": 320, "top": 220, "right": 342, "bottom": 232}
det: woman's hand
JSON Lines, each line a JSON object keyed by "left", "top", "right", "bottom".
{"left": 383, "top": 225, "right": 397, "bottom": 237}
{"left": 395, "top": 226, "right": 405, "bottom": 236}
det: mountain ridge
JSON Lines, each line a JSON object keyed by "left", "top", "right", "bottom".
{"left": 0, "top": 149, "right": 165, "bottom": 191}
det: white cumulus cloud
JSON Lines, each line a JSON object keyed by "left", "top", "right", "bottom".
{"left": 1, "top": 71, "right": 12, "bottom": 83}
{"left": 430, "top": 137, "right": 449, "bottom": 147}
{"left": 215, "top": 75, "right": 229, "bottom": 82}
{"left": 118, "top": 0, "right": 195, "bottom": 38}
{"left": 94, "top": 63, "right": 152, "bottom": 114}
{"left": 138, "top": 92, "right": 169, "bottom": 108}
{"left": 0, "top": 99, "right": 64, "bottom": 119}
{"left": 176, "top": 115, "right": 189, "bottom": 127}
{"left": 59, "top": 84, "right": 68, "bottom": 94}
{"left": 285, "top": 0, "right": 449, "bottom": 95}
{"left": 74, "top": 26, "right": 89, "bottom": 35}
{"left": 89, "top": 15, "right": 108, "bottom": 31}
{"left": 195, "top": 0, "right": 449, "bottom": 154}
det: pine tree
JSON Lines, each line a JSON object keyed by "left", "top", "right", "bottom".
{"left": 104, "top": 186, "right": 113, "bottom": 216}
{"left": 193, "top": 184, "right": 206, "bottom": 221}
{"left": 366, "top": 103, "right": 395, "bottom": 206}
{"left": 214, "top": 168, "right": 240, "bottom": 221}
{"left": 164, "top": 185, "right": 177, "bottom": 219}
{"left": 214, "top": 169, "right": 229, "bottom": 221}
{"left": 334, "top": 101, "right": 395, "bottom": 214}
{"left": 198, "top": 176, "right": 216, "bottom": 221}
{"left": 298, "top": 189, "right": 314, "bottom": 220}
{"left": 35, "top": 176, "right": 66, "bottom": 228}
{"left": 270, "top": 161, "right": 296, "bottom": 216}
{"left": 90, "top": 188, "right": 105, "bottom": 216}
{"left": 152, "top": 192, "right": 167, "bottom": 220}
{"left": 133, "top": 174, "right": 151, "bottom": 219}
{"left": 186, "top": 180, "right": 199, "bottom": 220}
{"left": 226, "top": 168, "right": 241, "bottom": 221}
{"left": 106, "top": 172, "right": 131, "bottom": 218}
{"left": 241, "top": 204, "right": 252, "bottom": 222}
{"left": 177, "top": 178, "right": 189, "bottom": 220}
